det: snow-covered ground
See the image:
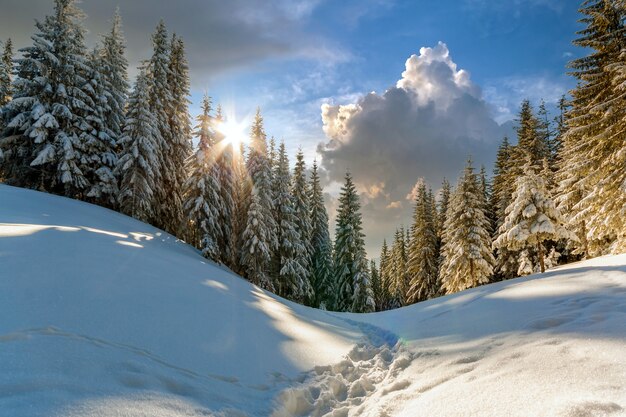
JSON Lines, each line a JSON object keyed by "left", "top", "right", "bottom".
{"left": 1, "top": 184, "right": 625, "bottom": 416}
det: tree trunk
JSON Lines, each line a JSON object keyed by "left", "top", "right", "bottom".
{"left": 537, "top": 242, "right": 545, "bottom": 273}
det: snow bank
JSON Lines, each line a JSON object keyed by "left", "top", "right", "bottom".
{"left": 1, "top": 184, "right": 625, "bottom": 416}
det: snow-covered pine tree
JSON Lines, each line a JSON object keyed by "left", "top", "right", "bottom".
{"left": 116, "top": 70, "right": 161, "bottom": 222}
{"left": 181, "top": 94, "right": 222, "bottom": 260}
{"left": 556, "top": 0, "right": 625, "bottom": 256}
{"left": 146, "top": 20, "right": 172, "bottom": 229}
{"left": 494, "top": 158, "right": 574, "bottom": 274}
{"left": 231, "top": 141, "right": 250, "bottom": 274}
{"left": 163, "top": 34, "right": 192, "bottom": 236}
{"left": 369, "top": 260, "right": 382, "bottom": 311}
{"left": 98, "top": 9, "right": 128, "bottom": 145}
{"left": 81, "top": 48, "right": 118, "bottom": 207}
{"left": 272, "top": 142, "right": 311, "bottom": 301}
{"left": 440, "top": 159, "right": 495, "bottom": 294}
{"left": 0, "top": 0, "right": 90, "bottom": 196}
{"left": 240, "top": 109, "right": 277, "bottom": 290}
{"left": 309, "top": 159, "right": 334, "bottom": 309}
{"left": 378, "top": 239, "right": 391, "bottom": 310}
{"left": 0, "top": 38, "right": 12, "bottom": 106}
{"left": 292, "top": 149, "right": 313, "bottom": 294}
{"left": 388, "top": 227, "right": 407, "bottom": 308}
{"left": 407, "top": 180, "right": 439, "bottom": 303}
{"left": 214, "top": 106, "right": 236, "bottom": 266}
{"left": 333, "top": 171, "right": 374, "bottom": 312}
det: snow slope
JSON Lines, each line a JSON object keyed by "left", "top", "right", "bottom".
{"left": 1, "top": 184, "right": 625, "bottom": 416}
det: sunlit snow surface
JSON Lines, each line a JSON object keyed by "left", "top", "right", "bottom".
{"left": 1, "top": 184, "right": 625, "bottom": 416}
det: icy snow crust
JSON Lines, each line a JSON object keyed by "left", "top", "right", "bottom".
{"left": 1, "top": 185, "right": 625, "bottom": 416}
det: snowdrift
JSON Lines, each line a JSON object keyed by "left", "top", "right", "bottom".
{"left": 1, "top": 184, "right": 625, "bottom": 416}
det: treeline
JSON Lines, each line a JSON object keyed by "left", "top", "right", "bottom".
{"left": 372, "top": 0, "right": 626, "bottom": 311}
{"left": 0, "top": 0, "right": 373, "bottom": 312}
{"left": 1, "top": 0, "right": 624, "bottom": 314}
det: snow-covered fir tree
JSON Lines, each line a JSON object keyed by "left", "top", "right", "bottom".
{"left": 370, "top": 259, "right": 383, "bottom": 311}
{"left": 182, "top": 94, "right": 222, "bottom": 260}
{"left": 213, "top": 106, "right": 236, "bottom": 267}
{"left": 308, "top": 159, "right": 334, "bottom": 309}
{"left": 81, "top": 48, "right": 119, "bottom": 207}
{"left": 231, "top": 141, "right": 250, "bottom": 274}
{"left": 440, "top": 160, "right": 495, "bottom": 294}
{"left": 164, "top": 34, "right": 192, "bottom": 236}
{"left": 146, "top": 20, "right": 172, "bottom": 229}
{"left": 0, "top": 38, "right": 12, "bottom": 106}
{"left": 272, "top": 142, "right": 311, "bottom": 301}
{"left": 388, "top": 227, "right": 408, "bottom": 307}
{"left": 98, "top": 9, "right": 128, "bottom": 145}
{"left": 378, "top": 238, "right": 391, "bottom": 310}
{"left": 0, "top": 0, "right": 90, "bottom": 196}
{"left": 240, "top": 109, "right": 277, "bottom": 290}
{"left": 556, "top": 0, "right": 626, "bottom": 257}
{"left": 116, "top": 70, "right": 161, "bottom": 222}
{"left": 495, "top": 159, "right": 574, "bottom": 274}
{"left": 333, "top": 171, "right": 374, "bottom": 312}
{"left": 292, "top": 149, "right": 313, "bottom": 295}
{"left": 407, "top": 180, "right": 439, "bottom": 303}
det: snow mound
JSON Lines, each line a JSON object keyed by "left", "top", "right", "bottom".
{"left": 1, "top": 185, "right": 626, "bottom": 416}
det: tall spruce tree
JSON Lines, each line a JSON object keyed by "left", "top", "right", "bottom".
{"left": 146, "top": 20, "right": 172, "bottom": 230}
{"left": 309, "top": 159, "right": 334, "bottom": 309}
{"left": 182, "top": 94, "right": 222, "bottom": 260}
{"left": 292, "top": 149, "right": 313, "bottom": 291}
{"left": 116, "top": 70, "right": 161, "bottom": 222}
{"left": 240, "top": 109, "right": 277, "bottom": 290}
{"left": 370, "top": 259, "right": 383, "bottom": 311}
{"left": 82, "top": 48, "right": 119, "bottom": 207}
{"left": 214, "top": 107, "right": 236, "bottom": 266}
{"left": 98, "top": 9, "right": 128, "bottom": 145}
{"left": 273, "top": 142, "right": 311, "bottom": 301}
{"left": 407, "top": 181, "right": 439, "bottom": 303}
{"left": 388, "top": 227, "right": 408, "bottom": 307}
{"left": 379, "top": 239, "right": 391, "bottom": 310}
{"left": 494, "top": 159, "right": 573, "bottom": 274}
{"left": 491, "top": 137, "right": 519, "bottom": 279}
{"left": 333, "top": 171, "right": 374, "bottom": 312}
{"left": 1, "top": 0, "right": 91, "bottom": 195}
{"left": 164, "top": 34, "right": 192, "bottom": 236}
{"left": 0, "top": 38, "right": 12, "bottom": 106}
{"left": 440, "top": 160, "right": 494, "bottom": 294}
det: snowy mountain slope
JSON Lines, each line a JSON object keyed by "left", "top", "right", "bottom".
{"left": 1, "top": 184, "right": 625, "bottom": 417}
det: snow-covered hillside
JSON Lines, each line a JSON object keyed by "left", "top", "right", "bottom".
{"left": 1, "top": 184, "right": 625, "bottom": 417}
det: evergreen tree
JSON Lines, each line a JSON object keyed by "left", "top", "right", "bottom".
{"left": 0, "top": 38, "right": 12, "bottom": 106}
{"left": 557, "top": 0, "right": 626, "bottom": 256}
{"left": 333, "top": 171, "right": 374, "bottom": 312}
{"left": 231, "top": 141, "right": 249, "bottom": 273}
{"left": 494, "top": 159, "right": 574, "bottom": 273}
{"left": 82, "top": 48, "right": 118, "bottom": 207}
{"left": 98, "top": 9, "right": 128, "bottom": 144}
{"left": 440, "top": 160, "right": 494, "bottom": 294}
{"left": 272, "top": 142, "right": 311, "bottom": 301}
{"left": 309, "top": 159, "right": 334, "bottom": 309}
{"left": 162, "top": 34, "right": 192, "bottom": 236}
{"left": 214, "top": 107, "right": 236, "bottom": 266}
{"left": 407, "top": 180, "right": 439, "bottom": 303}
{"left": 146, "top": 20, "right": 172, "bottom": 230}
{"left": 182, "top": 94, "right": 222, "bottom": 260}
{"left": 388, "top": 227, "right": 408, "bottom": 307}
{"left": 1, "top": 0, "right": 90, "bottom": 195}
{"left": 116, "top": 70, "right": 161, "bottom": 222}
{"left": 240, "top": 109, "right": 277, "bottom": 290}
{"left": 378, "top": 239, "right": 391, "bottom": 310}
{"left": 292, "top": 149, "right": 313, "bottom": 294}
{"left": 491, "top": 137, "right": 519, "bottom": 279}
{"left": 370, "top": 260, "right": 383, "bottom": 311}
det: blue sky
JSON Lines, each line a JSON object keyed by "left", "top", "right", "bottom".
{"left": 0, "top": 0, "right": 584, "bottom": 255}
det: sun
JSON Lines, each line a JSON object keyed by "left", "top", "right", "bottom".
{"left": 216, "top": 118, "right": 249, "bottom": 148}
